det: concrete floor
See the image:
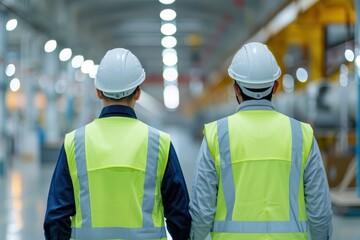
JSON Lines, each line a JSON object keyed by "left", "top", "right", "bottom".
{"left": 0, "top": 126, "right": 359, "bottom": 240}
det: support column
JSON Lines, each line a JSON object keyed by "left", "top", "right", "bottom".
{"left": 43, "top": 51, "right": 60, "bottom": 144}
{"left": 19, "top": 31, "right": 40, "bottom": 163}
{"left": 355, "top": 0, "right": 360, "bottom": 196}
{"left": 0, "top": 11, "right": 8, "bottom": 177}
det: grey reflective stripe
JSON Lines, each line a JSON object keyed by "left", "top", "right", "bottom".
{"left": 74, "top": 126, "right": 92, "bottom": 228}
{"left": 72, "top": 126, "right": 164, "bottom": 239}
{"left": 212, "top": 117, "right": 307, "bottom": 233}
{"left": 142, "top": 126, "right": 160, "bottom": 228}
{"left": 212, "top": 220, "right": 307, "bottom": 233}
{"left": 289, "top": 118, "right": 303, "bottom": 225}
{"left": 217, "top": 118, "right": 235, "bottom": 220}
{"left": 71, "top": 226, "right": 167, "bottom": 239}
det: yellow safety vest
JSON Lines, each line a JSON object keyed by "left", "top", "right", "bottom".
{"left": 204, "top": 109, "right": 313, "bottom": 240}
{"left": 64, "top": 116, "right": 170, "bottom": 240}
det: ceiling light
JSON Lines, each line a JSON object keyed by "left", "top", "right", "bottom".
{"left": 282, "top": 74, "right": 294, "bottom": 93}
{"left": 5, "top": 64, "right": 16, "bottom": 77}
{"left": 344, "top": 49, "right": 354, "bottom": 62}
{"left": 9, "top": 78, "right": 20, "bottom": 92}
{"left": 163, "top": 85, "right": 179, "bottom": 110}
{"left": 163, "top": 67, "right": 178, "bottom": 82}
{"left": 161, "top": 23, "right": 177, "bottom": 35}
{"left": 161, "top": 36, "right": 177, "bottom": 48}
{"left": 159, "top": 0, "right": 175, "bottom": 4}
{"left": 160, "top": 9, "right": 176, "bottom": 21}
{"left": 89, "top": 65, "right": 99, "bottom": 79}
{"left": 6, "top": 19, "right": 17, "bottom": 31}
{"left": 44, "top": 40, "right": 57, "bottom": 53}
{"left": 81, "top": 60, "right": 94, "bottom": 74}
{"left": 163, "top": 52, "right": 178, "bottom": 66}
{"left": 296, "top": 68, "right": 308, "bottom": 82}
{"left": 71, "top": 55, "right": 84, "bottom": 68}
{"left": 59, "top": 48, "right": 72, "bottom": 62}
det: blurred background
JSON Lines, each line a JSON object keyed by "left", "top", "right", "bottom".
{"left": 0, "top": 0, "right": 360, "bottom": 239}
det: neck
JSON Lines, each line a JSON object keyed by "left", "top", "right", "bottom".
{"left": 102, "top": 100, "right": 135, "bottom": 108}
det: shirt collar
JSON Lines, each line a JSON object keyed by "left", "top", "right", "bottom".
{"left": 99, "top": 105, "right": 137, "bottom": 119}
{"left": 236, "top": 99, "right": 276, "bottom": 112}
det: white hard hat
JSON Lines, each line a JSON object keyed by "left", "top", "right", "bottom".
{"left": 94, "top": 48, "right": 146, "bottom": 99}
{"left": 228, "top": 42, "right": 281, "bottom": 99}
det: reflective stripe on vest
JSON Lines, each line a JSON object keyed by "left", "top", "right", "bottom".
{"left": 212, "top": 117, "right": 307, "bottom": 233}
{"left": 71, "top": 126, "right": 167, "bottom": 239}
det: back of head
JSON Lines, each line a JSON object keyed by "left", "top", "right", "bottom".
{"left": 94, "top": 48, "right": 146, "bottom": 99}
{"left": 228, "top": 42, "right": 281, "bottom": 99}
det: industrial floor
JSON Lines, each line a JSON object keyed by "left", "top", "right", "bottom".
{"left": 0, "top": 127, "right": 359, "bottom": 240}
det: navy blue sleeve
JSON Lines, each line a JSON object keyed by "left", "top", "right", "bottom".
{"left": 161, "top": 142, "right": 191, "bottom": 240}
{"left": 44, "top": 144, "right": 75, "bottom": 240}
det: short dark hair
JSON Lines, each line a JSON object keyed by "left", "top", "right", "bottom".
{"left": 237, "top": 82, "right": 273, "bottom": 101}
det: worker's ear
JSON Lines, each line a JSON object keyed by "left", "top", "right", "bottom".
{"left": 272, "top": 80, "right": 279, "bottom": 94}
{"left": 96, "top": 89, "right": 104, "bottom": 99}
{"left": 233, "top": 82, "right": 242, "bottom": 97}
{"left": 134, "top": 87, "right": 141, "bottom": 101}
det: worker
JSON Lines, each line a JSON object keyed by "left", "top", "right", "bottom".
{"left": 44, "top": 48, "right": 191, "bottom": 240}
{"left": 189, "top": 42, "right": 333, "bottom": 240}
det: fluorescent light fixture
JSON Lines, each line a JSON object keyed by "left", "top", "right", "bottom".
{"left": 161, "top": 23, "right": 177, "bottom": 35}
{"left": 267, "top": 2, "right": 297, "bottom": 36}
{"left": 71, "top": 55, "right": 84, "bottom": 69}
{"left": 9, "top": 78, "right": 20, "bottom": 92}
{"left": 6, "top": 19, "right": 17, "bottom": 31}
{"left": 355, "top": 55, "right": 360, "bottom": 68}
{"left": 59, "top": 48, "right": 72, "bottom": 62}
{"left": 282, "top": 74, "right": 295, "bottom": 93}
{"left": 345, "top": 49, "right": 354, "bottom": 62}
{"left": 44, "top": 40, "right": 57, "bottom": 53}
{"left": 161, "top": 36, "right": 177, "bottom": 48}
{"left": 89, "top": 65, "right": 99, "bottom": 79}
{"left": 160, "top": 9, "right": 176, "bottom": 21}
{"left": 296, "top": 68, "right": 308, "bottom": 82}
{"left": 81, "top": 60, "right": 94, "bottom": 74}
{"left": 163, "top": 66, "right": 178, "bottom": 82}
{"left": 163, "top": 85, "right": 179, "bottom": 109}
{"left": 163, "top": 51, "right": 178, "bottom": 66}
{"left": 5, "top": 64, "right": 16, "bottom": 77}
{"left": 159, "top": 0, "right": 175, "bottom": 4}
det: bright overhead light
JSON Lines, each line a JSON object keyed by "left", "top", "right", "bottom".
{"left": 267, "top": 2, "right": 297, "bottom": 36}
{"left": 161, "top": 36, "right": 177, "bottom": 48}
{"left": 71, "top": 55, "right": 84, "bottom": 68}
{"left": 282, "top": 74, "right": 294, "bottom": 93}
{"left": 163, "top": 67, "right": 178, "bottom": 82}
{"left": 89, "top": 65, "right": 99, "bottom": 79}
{"left": 5, "top": 64, "right": 16, "bottom": 77}
{"left": 81, "top": 60, "right": 94, "bottom": 74}
{"left": 9, "top": 78, "right": 20, "bottom": 92}
{"left": 296, "top": 67, "right": 308, "bottom": 82}
{"left": 159, "top": 0, "right": 175, "bottom": 4}
{"left": 161, "top": 23, "right": 177, "bottom": 35}
{"left": 59, "top": 48, "right": 72, "bottom": 62}
{"left": 160, "top": 9, "right": 177, "bottom": 21}
{"left": 163, "top": 85, "right": 179, "bottom": 110}
{"left": 6, "top": 19, "right": 17, "bottom": 31}
{"left": 163, "top": 50, "right": 178, "bottom": 66}
{"left": 355, "top": 55, "right": 360, "bottom": 68}
{"left": 344, "top": 49, "right": 354, "bottom": 62}
{"left": 44, "top": 40, "right": 57, "bottom": 53}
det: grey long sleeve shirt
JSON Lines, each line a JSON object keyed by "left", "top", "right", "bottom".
{"left": 189, "top": 100, "right": 333, "bottom": 240}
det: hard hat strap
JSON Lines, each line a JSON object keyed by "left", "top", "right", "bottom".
{"left": 102, "top": 87, "right": 137, "bottom": 99}
{"left": 239, "top": 85, "right": 273, "bottom": 99}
